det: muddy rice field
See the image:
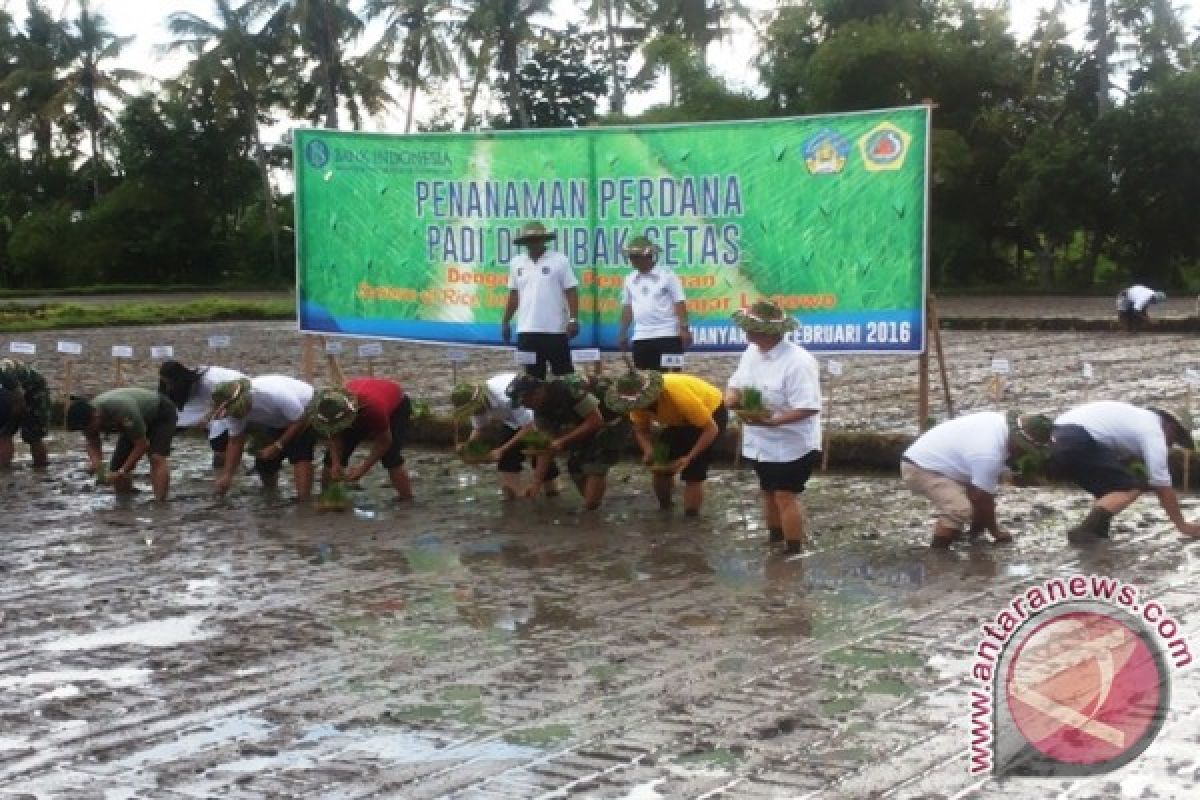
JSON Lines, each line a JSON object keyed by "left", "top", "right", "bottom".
{"left": 2, "top": 296, "right": 1200, "bottom": 798}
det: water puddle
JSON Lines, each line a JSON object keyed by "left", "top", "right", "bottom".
{"left": 44, "top": 614, "right": 213, "bottom": 651}
{"left": 115, "top": 715, "right": 274, "bottom": 768}
{"left": 0, "top": 668, "right": 151, "bottom": 689}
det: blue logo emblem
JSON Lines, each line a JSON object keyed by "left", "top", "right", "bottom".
{"left": 305, "top": 139, "right": 331, "bottom": 169}
{"left": 803, "top": 129, "right": 850, "bottom": 175}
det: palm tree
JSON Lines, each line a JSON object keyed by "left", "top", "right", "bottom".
{"left": 364, "top": 0, "right": 458, "bottom": 132}
{"left": 64, "top": 1, "right": 143, "bottom": 199}
{"left": 3, "top": 1, "right": 72, "bottom": 164}
{"left": 459, "top": 0, "right": 552, "bottom": 129}
{"left": 633, "top": 0, "right": 753, "bottom": 104}
{"left": 166, "top": 0, "right": 287, "bottom": 274}
{"left": 584, "top": 0, "right": 641, "bottom": 114}
{"left": 276, "top": 0, "right": 369, "bottom": 129}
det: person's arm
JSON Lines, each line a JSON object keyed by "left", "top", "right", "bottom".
{"left": 328, "top": 435, "right": 346, "bottom": 480}
{"left": 113, "top": 438, "right": 150, "bottom": 480}
{"left": 346, "top": 428, "right": 391, "bottom": 481}
{"left": 565, "top": 287, "right": 580, "bottom": 338}
{"left": 632, "top": 417, "right": 655, "bottom": 463}
{"left": 492, "top": 422, "right": 533, "bottom": 460}
{"left": 215, "top": 433, "right": 246, "bottom": 495}
{"left": 551, "top": 408, "right": 603, "bottom": 451}
{"left": 1154, "top": 486, "right": 1200, "bottom": 536}
{"left": 258, "top": 418, "right": 308, "bottom": 460}
{"left": 675, "top": 300, "right": 691, "bottom": 348}
{"left": 618, "top": 304, "right": 634, "bottom": 351}
{"left": 966, "top": 485, "right": 1006, "bottom": 537}
{"left": 724, "top": 387, "right": 742, "bottom": 409}
{"left": 676, "top": 419, "right": 719, "bottom": 472}
{"left": 501, "top": 289, "right": 519, "bottom": 343}
{"left": 762, "top": 407, "right": 819, "bottom": 427}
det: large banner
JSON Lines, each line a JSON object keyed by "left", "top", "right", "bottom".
{"left": 294, "top": 106, "right": 928, "bottom": 353}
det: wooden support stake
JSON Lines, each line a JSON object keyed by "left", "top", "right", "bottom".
{"left": 1185, "top": 385, "right": 1193, "bottom": 492}
{"left": 821, "top": 380, "right": 834, "bottom": 472}
{"left": 61, "top": 359, "right": 74, "bottom": 428}
{"left": 917, "top": 350, "right": 930, "bottom": 431}
{"left": 326, "top": 350, "right": 346, "bottom": 387}
{"left": 302, "top": 337, "right": 317, "bottom": 384}
{"left": 114, "top": 357, "right": 123, "bottom": 386}
{"left": 365, "top": 357, "right": 375, "bottom": 378}
{"left": 928, "top": 294, "right": 954, "bottom": 417}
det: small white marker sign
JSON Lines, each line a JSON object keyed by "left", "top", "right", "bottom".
{"left": 990, "top": 358, "right": 1011, "bottom": 375}
{"left": 1082, "top": 362, "right": 1095, "bottom": 380}
{"left": 324, "top": 340, "right": 344, "bottom": 355}
{"left": 1186, "top": 368, "right": 1200, "bottom": 387}
{"left": 208, "top": 335, "right": 231, "bottom": 349}
{"left": 827, "top": 359, "right": 844, "bottom": 377}
{"left": 151, "top": 346, "right": 174, "bottom": 360}
{"left": 660, "top": 353, "right": 685, "bottom": 369}
{"left": 8, "top": 342, "right": 36, "bottom": 355}
{"left": 571, "top": 348, "right": 601, "bottom": 363}
{"left": 515, "top": 350, "right": 537, "bottom": 366}
{"left": 111, "top": 345, "right": 134, "bottom": 359}
{"left": 57, "top": 341, "right": 83, "bottom": 355}
{"left": 358, "top": 342, "right": 384, "bottom": 358}
{"left": 447, "top": 348, "right": 469, "bottom": 364}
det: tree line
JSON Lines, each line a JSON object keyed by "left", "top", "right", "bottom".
{"left": 1, "top": 0, "right": 1198, "bottom": 292}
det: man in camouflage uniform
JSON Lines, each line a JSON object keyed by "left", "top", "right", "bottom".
{"left": 0, "top": 359, "right": 51, "bottom": 468}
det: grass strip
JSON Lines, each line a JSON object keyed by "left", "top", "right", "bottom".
{"left": 0, "top": 298, "right": 294, "bottom": 332}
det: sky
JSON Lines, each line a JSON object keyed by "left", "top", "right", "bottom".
{"left": 5, "top": 0, "right": 1199, "bottom": 132}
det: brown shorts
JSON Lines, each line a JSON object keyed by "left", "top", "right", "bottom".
{"left": 901, "top": 461, "right": 972, "bottom": 530}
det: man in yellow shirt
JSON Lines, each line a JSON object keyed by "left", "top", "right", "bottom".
{"left": 607, "top": 369, "right": 727, "bottom": 515}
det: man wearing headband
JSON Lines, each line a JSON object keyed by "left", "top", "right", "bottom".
{"left": 210, "top": 375, "right": 317, "bottom": 500}
{"left": 902, "top": 410, "right": 1053, "bottom": 547}
{"left": 501, "top": 221, "right": 580, "bottom": 379}
{"left": 606, "top": 368, "right": 725, "bottom": 515}
{"left": 310, "top": 377, "right": 413, "bottom": 501}
{"left": 725, "top": 300, "right": 822, "bottom": 554}
{"left": 66, "top": 388, "right": 178, "bottom": 500}
{"left": 451, "top": 372, "right": 560, "bottom": 500}
{"left": 617, "top": 234, "right": 690, "bottom": 371}
{"left": 0, "top": 358, "right": 50, "bottom": 469}
{"left": 1047, "top": 401, "right": 1200, "bottom": 542}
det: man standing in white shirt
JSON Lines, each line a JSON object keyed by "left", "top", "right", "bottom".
{"left": 1047, "top": 401, "right": 1200, "bottom": 542}
{"left": 501, "top": 221, "right": 580, "bottom": 378}
{"left": 617, "top": 234, "right": 690, "bottom": 370}
{"left": 724, "top": 300, "right": 822, "bottom": 554}
{"left": 1115, "top": 284, "right": 1165, "bottom": 331}
{"left": 902, "top": 411, "right": 1053, "bottom": 547}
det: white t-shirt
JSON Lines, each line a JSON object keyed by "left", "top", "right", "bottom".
{"left": 728, "top": 340, "right": 822, "bottom": 462}
{"left": 507, "top": 250, "right": 578, "bottom": 334}
{"left": 225, "top": 375, "right": 315, "bottom": 437}
{"left": 1055, "top": 401, "right": 1172, "bottom": 487}
{"left": 1117, "top": 285, "right": 1158, "bottom": 312}
{"left": 904, "top": 411, "right": 1009, "bottom": 494}
{"left": 471, "top": 372, "right": 534, "bottom": 431}
{"left": 177, "top": 365, "right": 245, "bottom": 441}
{"left": 620, "top": 266, "right": 686, "bottom": 339}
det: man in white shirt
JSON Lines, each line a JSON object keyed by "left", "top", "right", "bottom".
{"left": 902, "top": 411, "right": 1053, "bottom": 547}
{"left": 501, "top": 221, "right": 580, "bottom": 378}
{"left": 724, "top": 300, "right": 822, "bottom": 554}
{"left": 451, "top": 372, "right": 560, "bottom": 499}
{"left": 617, "top": 234, "right": 690, "bottom": 371}
{"left": 210, "top": 375, "right": 318, "bottom": 500}
{"left": 1115, "top": 284, "right": 1165, "bottom": 331}
{"left": 1047, "top": 401, "right": 1200, "bottom": 542}
{"left": 158, "top": 360, "right": 246, "bottom": 468}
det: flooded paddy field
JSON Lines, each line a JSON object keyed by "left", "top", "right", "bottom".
{"left": 2, "top": 437, "right": 1199, "bottom": 798}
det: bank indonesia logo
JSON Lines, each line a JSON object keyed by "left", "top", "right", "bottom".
{"left": 305, "top": 139, "right": 331, "bottom": 169}
{"left": 802, "top": 129, "right": 849, "bottom": 175}
{"left": 859, "top": 122, "right": 911, "bottom": 172}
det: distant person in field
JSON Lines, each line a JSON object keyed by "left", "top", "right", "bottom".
{"left": 67, "top": 388, "right": 178, "bottom": 501}
{"left": 209, "top": 376, "right": 317, "bottom": 500}
{"left": 501, "top": 221, "right": 580, "bottom": 379}
{"left": 451, "top": 372, "right": 561, "bottom": 500}
{"left": 1116, "top": 284, "right": 1165, "bottom": 331}
{"left": 308, "top": 378, "right": 414, "bottom": 502}
{"left": 617, "top": 234, "right": 690, "bottom": 371}
{"left": 0, "top": 358, "right": 51, "bottom": 468}
{"left": 1047, "top": 401, "right": 1200, "bottom": 543}
{"left": 901, "top": 411, "right": 1053, "bottom": 547}
{"left": 158, "top": 360, "right": 246, "bottom": 468}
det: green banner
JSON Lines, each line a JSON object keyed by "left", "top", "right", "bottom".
{"left": 295, "top": 106, "right": 928, "bottom": 352}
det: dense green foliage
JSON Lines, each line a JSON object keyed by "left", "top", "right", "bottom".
{"left": 1, "top": 1, "right": 1198, "bottom": 291}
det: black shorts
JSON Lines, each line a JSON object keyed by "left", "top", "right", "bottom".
{"left": 662, "top": 405, "right": 728, "bottom": 482}
{"left": 493, "top": 425, "right": 560, "bottom": 479}
{"left": 209, "top": 431, "right": 229, "bottom": 453}
{"left": 326, "top": 396, "right": 412, "bottom": 470}
{"left": 1047, "top": 424, "right": 1144, "bottom": 497}
{"left": 254, "top": 425, "right": 318, "bottom": 474}
{"left": 1118, "top": 309, "right": 1149, "bottom": 328}
{"left": 516, "top": 332, "right": 574, "bottom": 379}
{"left": 632, "top": 337, "right": 685, "bottom": 371}
{"left": 751, "top": 450, "right": 820, "bottom": 493}
{"left": 110, "top": 397, "right": 177, "bottom": 470}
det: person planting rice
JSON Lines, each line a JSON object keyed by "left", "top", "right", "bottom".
{"left": 308, "top": 377, "right": 414, "bottom": 502}
{"left": 606, "top": 368, "right": 726, "bottom": 515}
{"left": 1115, "top": 284, "right": 1166, "bottom": 331}
{"left": 616, "top": 234, "right": 690, "bottom": 370}
{"left": 1046, "top": 401, "right": 1200, "bottom": 543}
{"left": 0, "top": 358, "right": 51, "bottom": 469}
{"left": 501, "top": 221, "right": 580, "bottom": 378}
{"left": 66, "top": 388, "right": 178, "bottom": 501}
{"left": 158, "top": 360, "right": 246, "bottom": 468}
{"left": 901, "top": 410, "right": 1054, "bottom": 547}
{"left": 507, "top": 374, "right": 608, "bottom": 510}
{"left": 724, "top": 300, "right": 822, "bottom": 554}
{"left": 451, "top": 372, "right": 560, "bottom": 500}
{"left": 209, "top": 375, "right": 317, "bottom": 500}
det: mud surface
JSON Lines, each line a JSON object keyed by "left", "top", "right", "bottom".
{"left": 3, "top": 297, "right": 1200, "bottom": 797}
